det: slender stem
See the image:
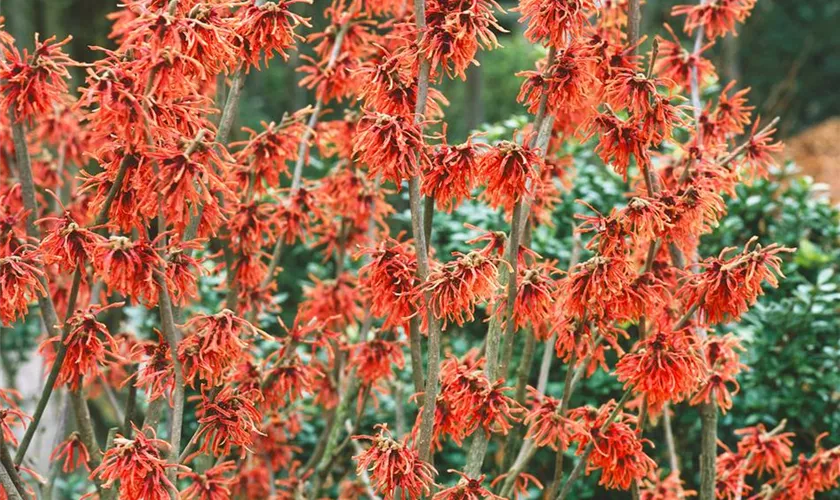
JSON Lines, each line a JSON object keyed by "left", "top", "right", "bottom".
{"left": 548, "top": 345, "right": 580, "bottom": 498}
{"left": 409, "top": 0, "right": 443, "bottom": 465}
{"left": 698, "top": 400, "right": 718, "bottom": 500}
{"left": 158, "top": 278, "right": 185, "bottom": 474}
{"left": 10, "top": 114, "right": 130, "bottom": 467}
{"left": 261, "top": 22, "right": 351, "bottom": 293}
{"left": 499, "top": 327, "right": 537, "bottom": 470}
{"left": 216, "top": 70, "right": 246, "bottom": 146}
{"left": 628, "top": 0, "right": 642, "bottom": 54}
{"left": 68, "top": 386, "right": 106, "bottom": 498}
{"left": 662, "top": 403, "right": 680, "bottom": 473}
{"left": 423, "top": 195, "right": 434, "bottom": 247}
{"left": 0, "top": 462, "right": 23, "bottom": 500}
{"left": 0, "top": 434, "right": 29, "bottom": 500}
{"left": 463, "top": 202, "right": 522, "bottom": 477}
{"left": 310, "top": 372, "right": 362, "bottom": 479}
{"left": 408, "top": 316, "right": 425, "bottom": 397}
{"left": 123, "top": 365, "right": 138, "bottom": 434}
{"left": 13, "top": 270, "right": 78, "bottom": 466}
{"left": 498, "top": 230, "right": 582, "bottom": 496}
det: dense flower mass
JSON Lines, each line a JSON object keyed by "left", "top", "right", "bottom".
{"left": 0, "top": 0, "right": 833, "bottom": 499}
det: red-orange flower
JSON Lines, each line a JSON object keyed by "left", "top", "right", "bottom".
{"left": 654, "top": 24, "right": 716, "bottom": 90}
{"left": 93, "top": 236, "right": 164, "bottom": 306}
{"left": 423, "top": 251, "right": 499, "bottom": 329}
{"left": 0, "top": 35, "right": 75, "bottom": 122}
{"left": 179, "top": 310, "right": 267, "bottom": 388}
{"left": 523, "top": 388, "right": 576, "bottom": 451}
{"left": 419, "top": 0, "right": 504, "bottom": 80}
{"left": 132, "top": 330, "right": 175, "bottom": 402}
{"left": 559, "top": 253, "right": 634, "bottom": 319}
{"left": 90, "top": 426, "right": 179, "bottom": 500}
{"left": 422, "top": 135, "right": 486, "bottom": 212}
{"left": 165, "top": 239, "right": 205, "bottom": 306}
{"left": 235, "top": 0, "right": 311, "bottom": 69}
{"left": 678, "top": 239, "right": 793, "bottom": 324}
{"left": 357, "top": 238, "right": 418, "bottom": 329}
{"left": 262, "top": 354, "right": 323, "bottom": 408}
{"left": 50, "top": 432, "right": 91, "bottom": 472}
{"left": 672, "top": 0, "right": 755, "bottom": 39}
{"left": 615, "top": 327, "right": 707, "bottom": 405}
{"left": 37, "top": 210, "right": 103, "bottom": 271}
{"left": 569, "top": 402, "right": 656, "bottom": 490}
{"left": 353, "top": 110, "right": 428, "bottom": 189}
{"left": 0, "top": 393, "right": 28, "bottom": 449}
{"left": 690, "top": 334, "right": 746, "bottom": 414}
{"left": 739, "top": 117, "right": 783, "bottom": 179}
{"left": 194, "top": 386, "right": 263, "bottom": 458}
{"left": 179, "top": 460, "right": 237, "bottom": 500}
{"left": 0, "top": 247, "right": 46, "bottom": 326}
{"left": 353, "top": 424, "right": 436, "bottom": 500}
{"left": 516, "top": 44, "right": 597, "bottom": 117}
{"left": 510, "top": 262, "right": 557, "bottom": 330}
{"left": 479, "top": 135, "right": 544, "bottom": 211}
{"left": 734, "top": 423, "right": 795, "bottom": 477}
{"left": 40, "top": 303, "right": 122, "bottom": 390}
{"left": 583, "top": 112, "right": 650, "bottom": 180}
{"left": 515, "top": 0, "right": 594, "bottom": 48}
{"left": 640, "top": 471, "right": 696, "bottom": 500}
{"left": 433, "top": 470, "right": 501, "bottom": 500}
{"left": 347, "top": 339, "right": 406, "bottom": 386}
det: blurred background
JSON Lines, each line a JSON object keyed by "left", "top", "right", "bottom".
{"left": 2, "top": 0, "right": 840, "bottom": 498}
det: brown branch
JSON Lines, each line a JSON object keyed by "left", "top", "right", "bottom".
{"left": 0, "top": 462, "right": 23, "bottom": 500}
{"left": 10, "top": 115, "right": 130, "bottom": 467}
{"left": 409, "top": 0, "right": 443, "bottom": 465}
{"left": 261, "top": 22, "right": 352, "bottom": 295}
{"left": 662, "top": 403, "right": 680, "bottom": 473}
{"left": 0, "top": 434, "right": 29, "bottom": 500}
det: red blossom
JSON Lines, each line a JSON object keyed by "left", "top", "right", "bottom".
{"left": 515, "top": 0, "right": 594, "bottom": 48}
{"left": 90, "top": 426, "right": 180, "bottom": 500}
{"left": 0, "top": 35, "right": 75, "bottom": 122}
{"left": 0, "top": 247, "right": 46, "bottom": 326}
{"left": 347, "top": 339, "right": 406, "bottom": 386}
{"left": 50, "top": 432, "right": 92, "bottom": 473}
{"left": 179, "top": 310, "right": 267, "bottom": 388}
{"left": 423, "top": 251, "right": 499, "bottom": 329}
{"left": 734, "top": 423, "right": 795, "bottom": 477}
{"left": 523, "top": 388, "right": 576, "bottom": 451}
{"left": 353, "top": 110, "right": 428, "bottom": 189}
{"left": 40, "top": 303, "right": 122, "bottom": 390}
{"left": 433, "top": 470, "right": 501, "bottom": 500}
{"left": 419, "top": 0, "right": 504, "bottom": 80}
{"left": 353, "top": 424, "right": 436, "bottom": 500}
{"left": 422, "top": 135, "right": 486, "bottom": 212}
{"left": 615, "top": 327, "right": 707, "bottom": 405}
{"left": 235, "top": 0, "right": 312, "bottom": 69}
{"left": 179, "top": 460, "right": 237, "bottom": 500}
{"left": 194, "top": 386, "right": 264, "bottom": 458}
{"left": 672, "top": 0, "right": 755, "bottom": 40}
{"left": 479, "top": 135, "right": 544, "bottom": 211}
